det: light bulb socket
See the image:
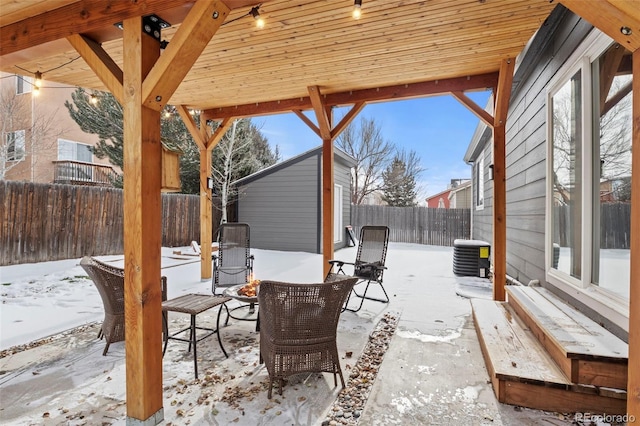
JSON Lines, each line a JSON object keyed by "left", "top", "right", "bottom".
{"left": 353, "top": 0, "right": 362, "bottom": 19}
{"left": 34, "top": 71, "right": 42, "bottom": 87}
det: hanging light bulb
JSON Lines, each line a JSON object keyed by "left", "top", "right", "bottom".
{"left": 164, "top": 108, "right": 171, "bottom": 118}
{"left": 352, "top": 0, "right": 362, "bottom": 19}
{"left": 34, "top": 71, "right": 43, "bottom": 88}
{"left": 33, "top": 85, "right": 40, "bottom": 96}
{"left": 250, "top": 6, "right": 265, "bottom": 29}
{"left": 89, "top": 93, "right": 98, "bottom": 105}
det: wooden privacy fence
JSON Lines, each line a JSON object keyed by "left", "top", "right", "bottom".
{"left": 0, "top": 181, "right": 227, "bottom": 266}
{"left": 351, "top": 205, "right": 470, "bottom": 246}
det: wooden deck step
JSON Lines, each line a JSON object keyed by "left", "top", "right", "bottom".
{"left": 471, "top": 298, "right": 626, "bottom": 415}
{"left": 506, "top": 286, "right": 628, "bottom": 390}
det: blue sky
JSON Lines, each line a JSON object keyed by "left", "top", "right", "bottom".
{"left": 256, "top": 90, "right": 491, "bottom": 200}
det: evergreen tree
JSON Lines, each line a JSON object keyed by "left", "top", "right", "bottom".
{"left": 381, "top": 149, "right": 423, "bottom": 206}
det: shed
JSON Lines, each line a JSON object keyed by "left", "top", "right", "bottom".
{"left": 233, "top": 146, "right": 355, "bottom": 253}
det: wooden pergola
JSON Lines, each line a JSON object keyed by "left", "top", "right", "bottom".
{"left": 1, "top": 1, "right": 638, "bottom": 423}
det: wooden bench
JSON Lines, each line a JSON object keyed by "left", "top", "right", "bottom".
{"left": 506, "top": 286, "right": 628, "bottom": 390}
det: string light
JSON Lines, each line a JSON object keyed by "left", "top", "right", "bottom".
{"left": 34, "top": 71, "right": 42, "bottom": 88}
{"left": 353, "top": 0, "right": 362, "bottom": 19}
{"left": 223, "top": 4, "right": 265, "bottom": 28}
{"left": 89, "top": 93, "right": 98, "bottom": 105}
{"left": 14, "top": 56, "right": 81, "bottom": 95}
{"left": 250, "top": 6, "right": 265, "bottom": 29}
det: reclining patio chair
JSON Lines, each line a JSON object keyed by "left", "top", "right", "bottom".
{"left": 81, "top": 256, "right": 167, "bottom": 355}
{"left": 327, "top": 225, "right": 390, "bottom": 312}
{"left": 212, "top": 223, "right": 254, "bottom": 294}
{"left": 257, "top": 276, "right": 358, "bottom": 398}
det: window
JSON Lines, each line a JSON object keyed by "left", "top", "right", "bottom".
{"left": 551, "top": 70, "right": 583, "bottom": 280}
{"left": 57, "top": 139, "right": 94, "bottom": 181}
{"left": 16, "top": 76, "right": 32, "bottom": 95}
{"left": 58, "top": 139, "right": 92, "bottom": 162}
{"left": 6, "top": 130, "right": 26, "bottom": 161}
{"left": 475, "top": 151, "right": 484, "bottom": 209}
{"left": 547, "top": 32, "right": 632, "bottom": 302}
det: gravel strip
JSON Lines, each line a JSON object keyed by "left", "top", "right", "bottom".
{"left": 323, "top": 312, "right": 400, "bottom": 426}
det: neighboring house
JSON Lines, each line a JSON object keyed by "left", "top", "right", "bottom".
{"left": 464, "top": 6, "right": 633, "bottom": 337}
{"left": 425, "top": 179, "right": 471, "bottom": 208}
{"left": 233, "top": 146, "right": 355, "bottom": 254}
{"left": 0, "top": 73, "right": 116, "bottom": 186}
{"left": 425, "top": 188, "right": 451, "bottom": 209}
{"left": 448, "top": 180, "right": 472, "bottom": 209}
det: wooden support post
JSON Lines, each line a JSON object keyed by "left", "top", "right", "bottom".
{"left": 122, "top": 16, "right": 164, "bottom": 424}
{"left": 200, "top": 146, "right": 213, "bottom": 279}
{"left": 492, "top": 58, "right": 514, "bottom": 302}
{"left": 628, "top": 47, "right": 640, "bottom": 423}
{"left": 308, "top": 86, "right": 335, "bottom": 277}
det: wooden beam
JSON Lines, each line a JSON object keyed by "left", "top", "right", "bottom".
{"left": 331, "top": 102, "right": 366, "bottom": 139}
{"left": 142, "top": 0, "right": 230, "bottom": 110}
{"left": 598, "top": 44, "right": 627, "bottom": 114}
{"left": 205, "top": 116, "right": 236, "bottom": 150}
{"left": 492, "top": 58, "right": 514, "bottom": 302}
{"left": 199, "top": 146, "right": 214, "bottom": 280}
{"left": 66, "top": 34, "right": 124, "bottom": 105}
{"left": 121, "top": 16, "right": 164, "bottom": 424}
{"left": 176, "top": 105, "right": 216, "bottom": 280}
{"left": 293, "top": 110, "right": 321, "bottom": 137}
{"left": 451, "top": 91, "right": 494, "bottom": 127}
{"left": 559, "top": 0, "right": 640, "bottom": 51}
{"left": 602, "top": 80, "right": 633, "bottom": 117}
{"left": 628, "top": 45, "right": 640, "bottom": 426}
{"left": 308, "top": 86, "right": 332, "bottom": 140}
{"left": 205, "top": 72, "right": 499, "bottom": 119}
{"left": 0, "top": 0, "right": 195, "bottom": 57}
{"left": 176, "top": 105, "right": 206, "bottom": 151}
{"left": 307, "top": 86, "right": 335, "bottom": 277}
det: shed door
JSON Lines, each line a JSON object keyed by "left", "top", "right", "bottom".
{"left": 334, "top": 184, "right": 343, "bottom": 243}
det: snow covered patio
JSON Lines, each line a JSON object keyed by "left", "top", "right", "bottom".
{"left": 1, "top": 243, "right": 571, "bottom": 425}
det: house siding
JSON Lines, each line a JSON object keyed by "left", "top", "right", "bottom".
{"left": 236, "top": 148, "right": 354, "bottom": 254}
{"left": 472, "top": 10, "right": 591, "bottom": 286}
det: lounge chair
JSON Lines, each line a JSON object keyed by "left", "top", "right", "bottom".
{"left": 327, "top": 225, "right": 390, "bottom": 312}
{"left": 212, "top": 223, "right": 254, "bottom": 294}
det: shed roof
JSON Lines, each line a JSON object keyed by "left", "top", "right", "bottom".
{"left": 234, "top": 144, "right": 355, "bottom": 186}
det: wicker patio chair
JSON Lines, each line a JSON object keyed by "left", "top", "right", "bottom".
{"left": 81, "top": 256, "right": 167, "bottom": 356}
{"left": 212, "top": 223, "right": 254, "bottom": 294}
{"left": 327, "top": 225, "right": 390, "bottom": 312}
{"left": 257, "top": 276, "right": 358, "bottom": 398}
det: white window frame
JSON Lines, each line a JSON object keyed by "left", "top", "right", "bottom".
{"left": 545, "top": 29, "right": 629, "bottom": 330}
{"left": 16, "top": 75, "right": 32, "bottom": 95}
{"left": 6, "top": 130, "right": 26, "bottom": 161}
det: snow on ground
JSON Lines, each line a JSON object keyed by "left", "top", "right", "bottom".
{"left": 0, "top": 243, "right": 585, "bottom": 425}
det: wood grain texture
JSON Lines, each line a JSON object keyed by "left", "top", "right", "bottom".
{"left": 0, "top": 1, "right": 553, "bottom": 112}
{"left": 122, "top": 16, "right": 164, "bottom": 422}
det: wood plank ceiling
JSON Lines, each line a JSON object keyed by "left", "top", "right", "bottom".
{"left": 0, "top": 0, "right": 557, "bottom": 113}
